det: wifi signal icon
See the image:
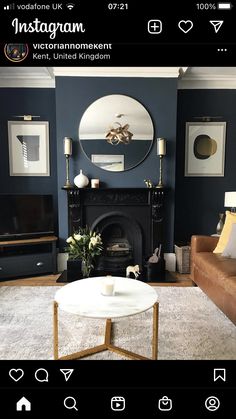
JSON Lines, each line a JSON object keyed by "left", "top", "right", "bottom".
{"left": 66, "top": 3, "right": 75, "bottom": 9}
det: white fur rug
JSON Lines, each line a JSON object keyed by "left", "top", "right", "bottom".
{"left": 0, "top": 286, "right": 235, "bottom": 360}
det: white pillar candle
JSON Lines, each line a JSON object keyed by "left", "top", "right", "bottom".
{"left": 101, "top": 276, "right": 115, "bottom": 296}
{"left": 157, "top": 138, "right": 166, "bottom": 156}
{"left": 64, "top": 137, "right": 72, "bottom": 155}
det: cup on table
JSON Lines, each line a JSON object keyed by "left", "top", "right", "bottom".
{"left": 101, "top": 276, "right": 115, "bottom": 296}
{"left": 91, "top": 179, "right": 100, "bottom": 188}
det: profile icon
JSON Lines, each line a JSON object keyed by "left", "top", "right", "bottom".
{"left": 4, "top": 43, "right": 29, "bottom": 62}
{"left": 205, "top": 396, "right": 220, "bottom": 412}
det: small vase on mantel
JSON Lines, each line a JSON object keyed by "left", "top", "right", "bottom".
{"left": 74, "top": 169, "right": 89, "bottom": 188}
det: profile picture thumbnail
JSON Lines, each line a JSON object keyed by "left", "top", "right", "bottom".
{"left": 4, "top": 43, "right": 29, "bottom": 62}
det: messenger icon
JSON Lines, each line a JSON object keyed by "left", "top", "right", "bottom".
{"left": 158, "top": 396, "right": 173, "bottom": 411}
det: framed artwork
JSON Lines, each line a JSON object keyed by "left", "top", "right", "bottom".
{"left": 185, "top": 122, "right": 226, "bottom": 177}
{"left": 8, "top": 121, "right": 50, "bottom": 176}
{"left": 91, "top": 154, "right": 124, "bottom": 171}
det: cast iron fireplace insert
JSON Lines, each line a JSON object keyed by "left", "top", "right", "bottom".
{"left": 64, "top": 188, "right": 165, "bottom": 277}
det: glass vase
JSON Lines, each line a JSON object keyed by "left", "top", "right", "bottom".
{"left": 81, "top": 258, "right": 93, "bottom": 278}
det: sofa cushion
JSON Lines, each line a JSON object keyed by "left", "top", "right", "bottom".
{"left": 194, "top": 252, "right": 236, "bottom": 280}
{"left": 213, "top": 211, "right": 236, "bottom": 253}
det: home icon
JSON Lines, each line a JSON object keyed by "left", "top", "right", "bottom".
{"left": 16, "top": 396, "right": 31, "bottom": 411}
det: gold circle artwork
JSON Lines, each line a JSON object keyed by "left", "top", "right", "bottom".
{"left": 194, "top": 134, "right": 217, "bottom": 160}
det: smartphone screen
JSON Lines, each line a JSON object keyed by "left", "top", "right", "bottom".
{"left": 0, "top": 1, "right": 235, "bottom": 417}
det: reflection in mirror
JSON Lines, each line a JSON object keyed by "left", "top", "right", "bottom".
{"left": 79, "top": 94, "right": 154, "bottom": 171}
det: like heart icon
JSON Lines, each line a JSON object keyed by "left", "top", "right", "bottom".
{"left": 178, "top": 20, "right": 193, "bottom": 34}
{"left": 9, "top": 368, "right": 24, "bottom": 382}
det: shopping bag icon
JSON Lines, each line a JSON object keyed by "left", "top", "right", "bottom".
{"left": 158, "top": 396, "right": 172, "bottom": 411}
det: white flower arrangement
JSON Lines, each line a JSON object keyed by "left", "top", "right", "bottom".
{"left": 66, "top": 226, "right": 103, "bottom": 277}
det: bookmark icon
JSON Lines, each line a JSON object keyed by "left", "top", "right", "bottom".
{"left": 213, "top": 368, "right": 226, "bottom": 382}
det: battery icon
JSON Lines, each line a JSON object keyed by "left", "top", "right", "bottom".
{"left": 217, "top": 2, "right": 233, "bottom": 9}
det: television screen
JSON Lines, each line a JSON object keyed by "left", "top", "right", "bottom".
{"left": 0, "top": 194, "right": 54, "bottom": 239}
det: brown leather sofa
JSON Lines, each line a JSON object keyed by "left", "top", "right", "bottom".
{"left": 191, "top": 235, "right": 236, "bottom": 325}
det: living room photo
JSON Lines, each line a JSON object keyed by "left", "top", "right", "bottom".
{"left": 0, "top": 66, "right": 235, "bottom": 361}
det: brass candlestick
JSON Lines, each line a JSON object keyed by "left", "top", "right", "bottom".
{"left": 63, "top": 137, "right": 73, "bottom": 189}
{"left": 156, "top": 138, "right": 166, "bottom": 189}
{"left": 64, "top": 154, "right": 72, "bottom": 189}
{"left": 156, "top": 154, "right": 164, "bottom": 188}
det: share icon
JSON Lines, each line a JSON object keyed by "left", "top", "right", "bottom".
{"left": 210, "top": 20, "right": 224, "bottom": 33}
{"left": 60, "top": 369, "right": 74, "bottom": 382}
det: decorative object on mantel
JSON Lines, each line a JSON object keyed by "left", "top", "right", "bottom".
{"left": 224, "top": 191, "right": 236, "bottom": 213}
{"left": 66, "top": 226, "right": 103, "bottom": 278}
{"left": 91, "top": 178, "right": 100, "bottom": 188}
{"left": 63, "top": 137, "right": 73, "bottom": 189}
{"left": 156, "top": 138, "right": 166, "bottom": 189}
{"left": 74, "top": 169, "right": 89, "bottom": 188}
{"left": 144, "top": 179, "right": 153, "bottom": 188}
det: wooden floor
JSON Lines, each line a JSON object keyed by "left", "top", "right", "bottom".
{"left": 0, "top": 271, "right": 193, "bottom": 287}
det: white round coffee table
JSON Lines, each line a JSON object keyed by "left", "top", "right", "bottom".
{"left": 53, "top": 276, "right": 159, "bottom": 360}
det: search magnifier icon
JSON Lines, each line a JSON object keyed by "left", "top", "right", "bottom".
{"left": 64, "top": 396, "right": 78, "bottom": 411}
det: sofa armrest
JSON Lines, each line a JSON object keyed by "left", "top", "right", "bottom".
{"left": 191, "top": 235, "right": 219, "bottom": 254}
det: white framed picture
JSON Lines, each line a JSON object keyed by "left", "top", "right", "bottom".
{"left": 8, "top": 121, "right": 50, "bottom": 176}
{"left": 185, "top": 122, "right": 226, "bottom": 177}
{"left": 91, "top": 154, "right": 124, "bottom": 171}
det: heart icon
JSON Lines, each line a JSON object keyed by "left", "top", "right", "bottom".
{"left": 9, "top": 369, "right": 24, "bottom": 382}
{"left": 178, "top": 20, "right": 193, "bottom": 33}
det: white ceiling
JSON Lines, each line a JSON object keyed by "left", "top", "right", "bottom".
{"left": 0, "top": 67, "right": 236, "bottom": 88}
{"left": 178, "top": 67, "right": 236, "bottom": 89}
{"left": 0, "top": 67, "right": 54, "bottom": 87}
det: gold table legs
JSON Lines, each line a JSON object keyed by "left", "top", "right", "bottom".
{"left": 53, "top": 301, "right": 159, "bottom": 361}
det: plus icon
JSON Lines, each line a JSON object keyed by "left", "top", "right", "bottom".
{"left": 148, "top": 20, "right": 162, "bottom": 34}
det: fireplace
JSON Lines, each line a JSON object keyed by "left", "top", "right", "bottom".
{"left": 65, "top": 188, "right": 165, "bottom": 276}
{"left": 91, "top": 211, "right": 142, "bottom": 274}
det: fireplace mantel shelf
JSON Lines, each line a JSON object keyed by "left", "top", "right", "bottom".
{"left": 62, "top": 186, "right": 166, "bottom": 191}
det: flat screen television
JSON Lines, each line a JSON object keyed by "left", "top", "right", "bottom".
{"left": 0, "top": 194, "right": 54, "bottom": 240}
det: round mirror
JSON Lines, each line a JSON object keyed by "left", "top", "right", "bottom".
{"left": 79, "top": 94, "right": 154, "bottom": 171}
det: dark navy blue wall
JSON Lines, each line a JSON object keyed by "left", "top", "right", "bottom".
{"left": 0, "top": 88, "right": 58, "bottom": 233}
{"left": 2, "top": 85, "right": 236, "bottom": 253}
{"left": 175, "top": 89, "right": 236, "bottom": 243}
{"left": 55, "top": 77, "right": 178, "bottom": 251}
